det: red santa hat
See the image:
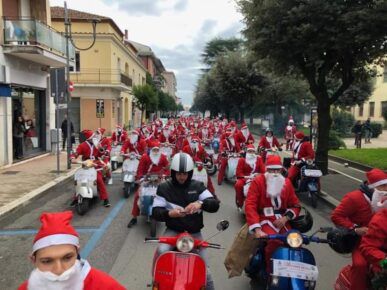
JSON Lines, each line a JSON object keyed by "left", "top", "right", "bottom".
{"left": 149, "top": 140, "right": 160, "bottom": 149}
{"left": 116, "top": 124, "right": 122, "bottom": 129}
{"left": 241, "top": 122, "right": 248, "bottom": 130}
{"left": 131, "top": 129, "right": 140, "bottom": 135}
{"left": 294, "top": 131, "right": 304, "bottom": 140}
{"left": 32, "top": 211, "right": 79, "bottom": 253}
{"left": 82, "top": 129, "right": 94, "bottom": 140}
{"left": 97, "top": 128, "right": 105, "bottom": 135}
{"left": 191, "top": 135, "right": 200, "bottom": 143}
{"left": 246, "top": 144, "right": 255, "bottom": 152}
{"left": 266, "top": 155, "right": 283, "bottom": 169}
{"left": 367, "top": 168, "right": 387, "bottom": 188}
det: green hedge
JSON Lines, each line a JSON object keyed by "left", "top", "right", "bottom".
{"left": 368, "top": 122, "right": 382, "bottom": 138}
{"left": 329, "top": 130, "right": 347, "bottom": 150}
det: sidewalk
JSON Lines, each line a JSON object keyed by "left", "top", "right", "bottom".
{"left": 342, "top": 129, "right": 387, "bottom": 149}
{"left": 0, "top": 152, "right": 79, "bottom": 216}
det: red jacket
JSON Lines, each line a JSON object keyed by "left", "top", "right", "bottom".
{"left": 72, "top": 141, "right": 103, "bottom": 161}
{"left": 219, "top": 138, "right": 240, "bottom": 153}
{"left": 182, "top": 144, "right": 207, "bottom": 162}
{"left": 121, "top": 139, "right": 147, "bottom": 156}
{"left": 258, "top": 136, "right": 281, "bottom": 149}
{"left": 18, "top": 262, "right": 125, "bottom": 290}
{"left": 293, "top": 141, "right": 315, "bottom": 160}
{"left": 284, "top": 125, "right": 297, "bottom": 140}
{"left": 360, "top": 208, "right": 387, "bottom": 272}
{"left": 111, "top": 131, "right": 128, "bottom": 143}
{"left": 331, "top": 190, "right": 373, "bottom": 229}
{"left": 99, "top": 137, "right": 112, "bottom": 154}
{"left": 159, "top": 134, "right": 176, "bottom": 144}
{"left": 136, "top": 153, "right": 170, "bottom": 179}
{"left": 235, "top": 131, "right": 254, "bottom": 146}
{"left": 245, "top": 174, "right": 300, "bottom": 233}
{"left": 236, "top": 157, "right": 265, "bottom": 178}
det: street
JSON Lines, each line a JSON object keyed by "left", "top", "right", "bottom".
{"left": 0, "top": 167, "right": 354, "bottom": 290}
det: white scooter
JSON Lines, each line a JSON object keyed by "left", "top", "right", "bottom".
{"left": 121, "top": 152, "right": 140, "bottom": 198}
{"left": 74, "top": 160, "right": 98, "bottom": 216}
{"left": 192, "top": 161, "right": 209, "bottom": 187}
{"left": 110, "top": 143, "right": 124, "bottom": 171}
{"left": 225, "top": 152, "right": 240, "bottom": 183}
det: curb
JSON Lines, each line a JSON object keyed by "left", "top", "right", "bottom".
{"left": 0, "top": 153, "right": 51, "bottom": 171}
{"left": 328, "top": 154, "right": 372, "bottom": 172}
{"left": 0, "top": 167, "right": 78, "bottom": 218}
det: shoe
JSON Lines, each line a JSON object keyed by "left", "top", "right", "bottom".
{"left": 127, "top": 218, "right": 137, "bottom": 228}
{"left": 70, "top": 199, "right": 78, "bottom": 207}
{"left": 103, "top": 199, "right": 111, "bottom": 207}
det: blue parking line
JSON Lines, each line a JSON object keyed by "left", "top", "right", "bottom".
{"left": 0, "top": 228, "right": 98, "bottom": 236}
{"left": 80, "top": 198, "right": 126, "bottom": 258}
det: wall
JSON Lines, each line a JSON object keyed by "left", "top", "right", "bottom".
{"left": 0, "top": 97, "right": 12, "bottom": 166}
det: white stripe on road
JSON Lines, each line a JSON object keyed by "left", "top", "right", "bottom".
{"left": 328, "top": 168, "right": 362, "bottom": 183}
{"left": 328, "top": 159, "right": 366, "bottom": 174}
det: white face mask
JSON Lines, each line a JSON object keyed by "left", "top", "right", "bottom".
{"left": 28, "top": 260, "right": 83, "bottom": 290}
{"left": 246, "top": 153, "right": 256, "bottom": 160}
{"left": 130, "top": 134, "right": 138, "bottom": 144}
{"left": 371, "top": 189, "right": 387, "bottom": 212}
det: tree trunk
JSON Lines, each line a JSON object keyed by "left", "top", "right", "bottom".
{"left": 315, "top": 100, "right": 331, "bottom": 175}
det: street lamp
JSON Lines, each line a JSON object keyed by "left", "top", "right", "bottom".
{"left": 64, "top": 1, "right": 99, "bottom": 169}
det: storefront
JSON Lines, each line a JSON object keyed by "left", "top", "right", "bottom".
{"left": 11, "top": 86, "right": 46, "bottom": 159}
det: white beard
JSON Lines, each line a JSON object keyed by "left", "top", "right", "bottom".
{"left": 286, "top": 125, "right": 293, "bottom": 131}
{"left": 228, "top": 137, "right": 235, "bottom": 147}
{"left": 266, "top": 136, "right": 273, "bottom": 145}
{"left": 242, "top": 129, "right": 249, "bottom": 139}
{"left": 246, "top": 154, "right": 256, "bottom": 168}
{"left": 130, "top": 135, "right": 138, "bottom": 144}
{"left": 371, "top": 189, "right": 387, "bottom": 212}
{"left": 150, "top": 153, "right": 161, "bottom": 165}
{"left": 202, "top": 130, "right": 208, "bottom": 137}
{"left": 190, "top": 143, "right": 199, "bottom": 152}
{"left": 163, "top": 132, "right": 169, "bottom": 138}
{"left": 28, "top": 260, "right": 83, "bottom": 290}
{"left": 265, "top": 172, "right": 285, "bottom": 198}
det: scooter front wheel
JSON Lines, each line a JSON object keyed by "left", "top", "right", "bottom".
{"left": 207, "top": 164, "right": 217, "bottom": 176}
{"left": 111, "top": 161, "right": 118, "bottom": 171}
{"left": 310, "top": 191, "right": 318, "bottom": 208}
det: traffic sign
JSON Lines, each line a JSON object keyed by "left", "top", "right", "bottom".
{"left": 96, "top": 99, "right": 105, "bottom": 118}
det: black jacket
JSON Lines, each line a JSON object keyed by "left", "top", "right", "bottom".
{"left": 152, "top": 179, "right": 220, "bottom": 233}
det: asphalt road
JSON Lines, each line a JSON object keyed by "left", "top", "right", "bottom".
{"left": 0, "top": 168, "right": 352, "bottom": 290}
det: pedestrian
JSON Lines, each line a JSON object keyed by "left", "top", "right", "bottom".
{"left": 13, "top": 115, "right": 25, "bottom": 159}
{"left": 17, "top": 211, "right": 125, "bottom": 290}
{"left": 352, "top": 120, "right": 363, "bottom": 148}
{"left": 61, "top": 114, "right": 74, "bottom": 151}
{"left": 364, "top": 118, "right": 372, "bottom": 144}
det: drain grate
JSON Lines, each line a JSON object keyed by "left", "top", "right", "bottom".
{"left": 2, "top": 171, "right": 20, "bottom": 175}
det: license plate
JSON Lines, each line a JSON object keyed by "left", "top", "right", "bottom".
{"left": 272, "top": 259, "right": 319, "bottom": 281}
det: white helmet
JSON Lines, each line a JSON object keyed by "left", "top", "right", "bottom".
{"left": 170, "top": 153, "right": 194, "bottom": 173}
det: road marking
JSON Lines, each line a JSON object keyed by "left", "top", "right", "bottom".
{"left": 328, "top": 168, "right": 362, "bottom": 183}
{"left": 320, "top": 190, "right": 340, "bottom": 206}
{"left": 328, "top": 159, "right": 366, "bottom": 173}
{"left": 80, "top": 198, "right": 126, "bottom": 259}
{"left": 0, "top": 228, "right": 98, "bottom": 236}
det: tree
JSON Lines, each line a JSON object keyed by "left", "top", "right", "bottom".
{"left": 176, "top": 103, "right": 184, "bottom": 112}
{"left": 238, "top": 0, "right": 387, "bottom": 173}
{"left": 132, "top": 84, "right": 158, "bottom": 121}
{"left": 201, "top": 37, "right": 244, "bottom": 69}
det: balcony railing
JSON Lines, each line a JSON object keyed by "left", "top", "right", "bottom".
{"left": 71, "top": 69, "right": 133, "bottom": 87}
{"left": 3, "top": 18, "right": 75, "bottom": 59}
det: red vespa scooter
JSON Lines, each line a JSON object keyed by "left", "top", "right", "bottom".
{"left": 144, "top": 220, "right": 229, "bottom": 290}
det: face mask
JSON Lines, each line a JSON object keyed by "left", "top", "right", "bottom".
{"left": 92, "top": 137, "right": 99, "bottom": 147}
{"left": 130, "top": 135, "right": 138, "bottom": 144}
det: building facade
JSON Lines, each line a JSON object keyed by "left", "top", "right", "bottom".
{"left": 350, "top": 66, "right": 387, "bottom": 124}
{"left": 0, "top": 0, "right": 71, "bottom": 166}
{"left": 161, "top": 71, "right": 177, "bottom": 103}
{"left": 51, "top": 7, "right": 147, "bottom": 135}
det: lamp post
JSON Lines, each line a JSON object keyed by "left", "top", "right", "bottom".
{"left": 64, "top": 1, "right": 99, "bottom": 169}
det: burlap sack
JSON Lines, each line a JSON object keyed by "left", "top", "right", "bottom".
{"left": 224, "top": 223, "right": 261, "bottom": 278}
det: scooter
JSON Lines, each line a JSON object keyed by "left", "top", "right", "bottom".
{"left": 295, "top": 160, "right": 322, "bottom": 208}
{"left": 202, "top": 141, "right": 217, "bottom": 176}
{"left": 110, "top": 143, "right": 124, "bottom": 171}
{"left": 73, "top": 160, "right": 98, "bottom": 216}
{"left": 237, "top": 174, "right": 258, "bottom": 213}
{"left": 145, "top": 220, "right": 229, "bottom": 290}
{"left": 246, "top": 227, "right": 332, "bottom": 290}
{"left": 138, "top": 174, "right": 165, "bottom": 237}
{"left": 121, "top": 152, "right": 140, "bottom": 198}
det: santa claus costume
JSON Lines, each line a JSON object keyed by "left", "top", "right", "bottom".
{"left": 331, "top": 169, "right": 387, "bottom": 290}
{"left": 284, "top": 118, "right": 297, "bottom": 150}
{"left": 287, "top": 131, "right": 315, "bottom": 184}
{"left": 217, "top": 128, "right": 241, "bottom": 185}
{"left": 235, "top": 123, "right": 254, "bottom": 148}
{"left": 258, "top": 128, "right": 281, "bottom": 162}
{"left": 128, "top": 140, "right": 170, "bottom": 227}
{"left": 245, "top": 155, "right": 301, "bottom": 273}
{"left": 111, "top": 125, "right": 128, "bottom": 144}
{"left": 18, "top": 211, "right": 125, "bottom": 290}
{"left": 121, "top": 129, "right": 147, "bottom": 157}
{"left": 234, "top": 144, "right": 266, "bottom": 208}
{"left": 71, "top": 130, "right": 110, "bottom": 206}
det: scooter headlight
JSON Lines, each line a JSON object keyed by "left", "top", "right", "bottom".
{"left": 286, "top": 232, "right": 303, "bottom": 248}
{"left": 176, "top": 236, "right": 194, "bottom": 253}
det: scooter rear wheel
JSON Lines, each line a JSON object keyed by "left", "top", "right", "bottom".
{"left": 310, "top": 191, "right": 318, "bottom": 208}
{"left": 207, "top": 164, "right": 217, "bottom": 176}
{"left": 111, "top": 161, "right": 118, "bottom": 171}
{"left": 77, "top": 198, "right": 90, "bottom": 216}
{"left": 150, "top": 218, "right": 157, "bottom": 237}
{"left": 123, "top": 183, "right": 130, "bottom": 198}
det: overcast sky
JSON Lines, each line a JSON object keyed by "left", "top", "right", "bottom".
{"left": 50, "top": 0, "right": 244, "bottom": 106}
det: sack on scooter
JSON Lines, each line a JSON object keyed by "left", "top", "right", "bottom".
{"left": 224, "top": 223, "right": 261, "bottom": 278}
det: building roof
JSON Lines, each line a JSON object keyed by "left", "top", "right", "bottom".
{"left": 128, "top": 40, "right": 166, "bottom": 73}
{"left": 50, "top": 6, "right": 123, "bottom": 37}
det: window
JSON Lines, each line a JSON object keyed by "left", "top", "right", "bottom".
{"left": 381, "top": 101, "right": 387, "bottom": 117}
{"left": 69, "top": 52, "right": 80, "bottom": 72}
{"left": 369, "top": 102, "right": 375, "bottom": 117}
{"left": 358, "top": 104, "right": 363, "bottom": 117}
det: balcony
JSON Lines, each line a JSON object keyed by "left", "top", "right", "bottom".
{"left": 71, "top": 69, "right": 133, "bottom": 91}
{"left": 3, "top": 18, "right": 75, "bottom": 67}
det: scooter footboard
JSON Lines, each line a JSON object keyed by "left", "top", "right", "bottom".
{"left": 269, "top": 247, "right": 318, "bottom": 290}
{"left": 153, "top": 252, "right": 206, "bottom": 290}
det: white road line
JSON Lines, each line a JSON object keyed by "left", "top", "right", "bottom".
{"left": 320, "top": 190, "right": 340, "bottom": 206}
{"left": 328, "top": 168, "right": 362, "bottom": 183}
{"left": 328, "top": 159, "right": 366, "bottom": 173}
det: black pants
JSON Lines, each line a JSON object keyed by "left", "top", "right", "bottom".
{"left": 14, "top": 137, "right": 23, "bottom": 158}
{"left": 62, "top": 136, "right": 67, "bottom": 150}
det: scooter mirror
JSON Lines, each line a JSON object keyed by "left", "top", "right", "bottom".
{"left": 216, "top": 220, "right": 229, "bottom": 231}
